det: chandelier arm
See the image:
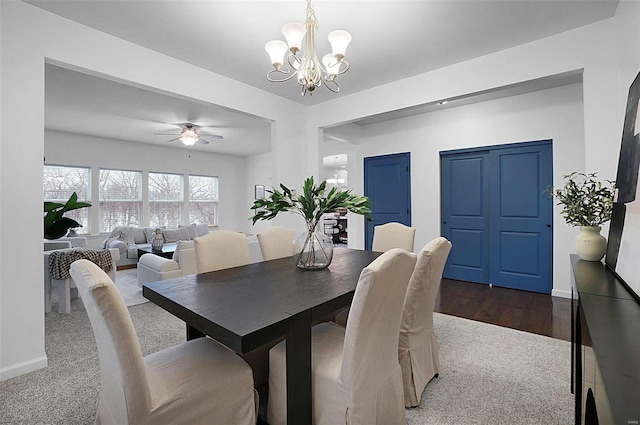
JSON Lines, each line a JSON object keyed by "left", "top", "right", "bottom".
{"left": 287, "top": 53, "right": 302, "bottom": 70}
{"left": 318, "top": 59, "right": 350, "bottom": 78}
{"left": 267, "top": 68, "right": 298, "bottom": 83}
{"left": 323, "top": 78, "right": 340, "bottom": 93}
{"left": 334, "top": 60, "right": 350, "bottom": 76}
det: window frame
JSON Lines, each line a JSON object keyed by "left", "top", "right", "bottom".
{"left": 43, "top": 164, "right": 92, "bottom": 234}
{"left": 98, "top": 168, "right": 143, "bottom": 233}
{"left": 148, "top": 171, "right": 184, "bottom": 228}
{"left": 188, "top": 174, "right": 219, "bottom": 226}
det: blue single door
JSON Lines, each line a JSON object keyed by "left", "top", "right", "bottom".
{"left": 364, "top": 153, "right": 411, "bottom": 250}
{"left": 440, "top": 151, "right": 490, "bottom": 283}
{"left": 441, "top": 141, "right": 553, "bottom": 293}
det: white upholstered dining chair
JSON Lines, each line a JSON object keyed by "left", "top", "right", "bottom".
{"left": 69, "top": 259, "right": 257, "bottom": 425}
{"left": 257, "top": 226, "right": 296, "bottom": 261}
{"left": 193, "top": 229, "right": 251, "bottom": 273}
{"left": 372, "top": 222, "right": 416, "bottom": 253}
{"left": 334, "top": 222, "right": 417, "bottom": 326}
{"left": 267, "top": 248, "right": 417, "bottom": 425}
{"left": 399, "top": 237, "right": 452, "bottom": 407}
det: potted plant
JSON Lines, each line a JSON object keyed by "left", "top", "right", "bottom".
{"left": 250, "top": 176, "right": 371, "bottom": 270}
{"left": 44, "top": 192, "right": 92, "bottom": 240}
{"left": 549, "top": 172, "right": 615, "bottom": 261}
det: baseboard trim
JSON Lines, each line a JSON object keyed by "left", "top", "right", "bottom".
{"left": 0, "top": 355, "right": 48, "bottom": 381}
{"left": 552, "top": 289, "right": 571, "bottom": 299}
{"left": 117, "top": 264, "right": 137, "bottom": 271}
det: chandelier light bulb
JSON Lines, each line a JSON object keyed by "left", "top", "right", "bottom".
{"left": 322, "top": 54, "right": 339, "bottom": 77}
{"left": 328, "top": 30, "right": 351, "bottom": 61}
{"left": 265, "top": 40, "right": 288, "bottom": 68}
{"left": 281, "top": 22, "right": 306, "bottom": 54}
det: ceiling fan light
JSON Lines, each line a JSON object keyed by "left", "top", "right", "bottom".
{"left": 180, "top": 128, "right": 199, "bottom": 146}
{"left": 265, "top": 40, "right": 288, "bottom": 68}
{"left": 282, "top": 22, "right": 306, "bottom": 54}
{"left": 328, "top": 30, "right": 351, "bottom": 61}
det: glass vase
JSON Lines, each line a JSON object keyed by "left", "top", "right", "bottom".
{"left": 293, "top": 224, "right": 333, "bottom": 270}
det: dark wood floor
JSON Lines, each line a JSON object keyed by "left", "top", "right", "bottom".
{"left": 435, "top": 278, "right": 572, "bottom": 341}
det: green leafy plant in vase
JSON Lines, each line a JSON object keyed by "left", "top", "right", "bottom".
{"left": 251, "top": 176, "right": 371, "bottom": 270}
{"left": 548, "top": 172, "right": 615, "bottom": 261}
{"left": 44, "top": 192, "right": 92, "bottom": 240}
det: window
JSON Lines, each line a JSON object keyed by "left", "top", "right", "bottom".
{"left": 99, "top": 169, "right": 142, "bottom": 232}
{"left": 149, "top": 172, "right": 183, "bottom": 227}
{"left": 189, "top": 175, "right": 218, "bottom": 225}
{"left": 43, "top": 165, "right": 91, "bottom": 233}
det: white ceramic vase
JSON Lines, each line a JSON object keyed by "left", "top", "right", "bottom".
{"left": 575, "top": 226, "right": 607, "bottom": 262}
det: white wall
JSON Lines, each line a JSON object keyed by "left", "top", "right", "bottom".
{"left": 246, "top": 151, "right": 274, "bottom": 234}
{"left": 310, "top": 4, "right": 640, "bottom": 298}
{"left": 309, "top": 18, "right": 623, "bottom": 299}
{"left": 0, "top": 1, "right": 305, "bottom": 381}
{"left": 615, "top": 1, "right": 640, "bottom": 119}
{"left": 3, "top": 0, "right": 640, "bottom": 381}
{"left": 325, "top": 83, "right": 584, "bottom": 296}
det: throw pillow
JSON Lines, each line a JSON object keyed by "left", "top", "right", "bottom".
{"left": 143, "top": 227, "right": 157, "bottom": 244}
{"left": 162, "top": 227, "right": 191, "bottom": 243}
{"left": 195, "top": 223, "right": 210, "bottom": 237}
{"left": 179, "top": 224, "right": 198, "bottom": 239}
{"left": 100, "top": 226, "right": 130, "bottom": 249}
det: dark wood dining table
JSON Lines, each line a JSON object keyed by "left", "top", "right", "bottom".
{"left": 142, "top": 248, "right": 380, "bottom": 425}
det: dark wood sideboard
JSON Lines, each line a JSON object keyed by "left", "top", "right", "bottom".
{"left": 571, "top": 254, "right": 640, "bottom": 425}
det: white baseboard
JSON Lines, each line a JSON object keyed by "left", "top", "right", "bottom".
{"left": 551, "top": 289, "right": 572, "bottom": 299}
{"left": 0, "top": 355, "right": 48, "bottom": 381}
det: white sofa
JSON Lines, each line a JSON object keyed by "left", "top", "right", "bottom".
{"left": 44, "top": 247, "right": 120, "bottom": 314}
{"left": 101, "top": 223, "right": 210, "bottom": 268}
{"left": 137, "top": 234, "right": 264, "bottom": 287}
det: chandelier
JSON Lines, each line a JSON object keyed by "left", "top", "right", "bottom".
{"left": 264, "top": 0, "right": 351, "bottom": 96}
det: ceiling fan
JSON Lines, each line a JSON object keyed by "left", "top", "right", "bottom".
{"left": 154, "top": 123, "right": 223, "bottom": 146}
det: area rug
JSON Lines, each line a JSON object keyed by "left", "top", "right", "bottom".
{"left": 405, "top": 313, "right": 572, "bottom": 425}
{"left": 114, "top": 268, "right": 148, "bottom": 306}
{"left": 0, "top": 304, "right": 571, "bottom": 424}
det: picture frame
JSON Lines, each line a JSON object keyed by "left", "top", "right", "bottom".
{"left": 606, "top": 70, "right": 640, "bottom": 302}
{"left": 255, "top": 184, "right": 265, "bottom": 200}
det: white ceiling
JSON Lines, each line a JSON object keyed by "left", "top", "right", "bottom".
{"left": 32, "top": 0, "right": 618, "bottom": 156}
{"left": 45, "top": 64, "right": 273, "bottom": 156}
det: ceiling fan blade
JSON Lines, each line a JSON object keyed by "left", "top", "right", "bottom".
{"left": 165, "top": 137, "right": 181, "bottom": 143}
{"left": 201, "top": 134, "right": 223, "bottom": 140}
{"left": 197, "top": 138, "right": 210, "bottom": 145}
{"left": 153, "top": 132, "right": 181, "bottom": 136}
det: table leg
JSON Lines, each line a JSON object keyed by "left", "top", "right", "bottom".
{"left": 186, "top": 324, "right": 205, "bottom": 341}
{"left": 286, "top": 309, "right": 312, "bottom": 425}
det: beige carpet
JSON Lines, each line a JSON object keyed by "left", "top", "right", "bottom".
{"left": 0, "top": 299, "right": 572, "bottom": 424}
{"left": 405, "top": 313, "right": 572, "bottom": 424}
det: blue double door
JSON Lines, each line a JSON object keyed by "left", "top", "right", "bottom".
{"left": 440, "top": 141, "right": 553, "bottom": 294}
